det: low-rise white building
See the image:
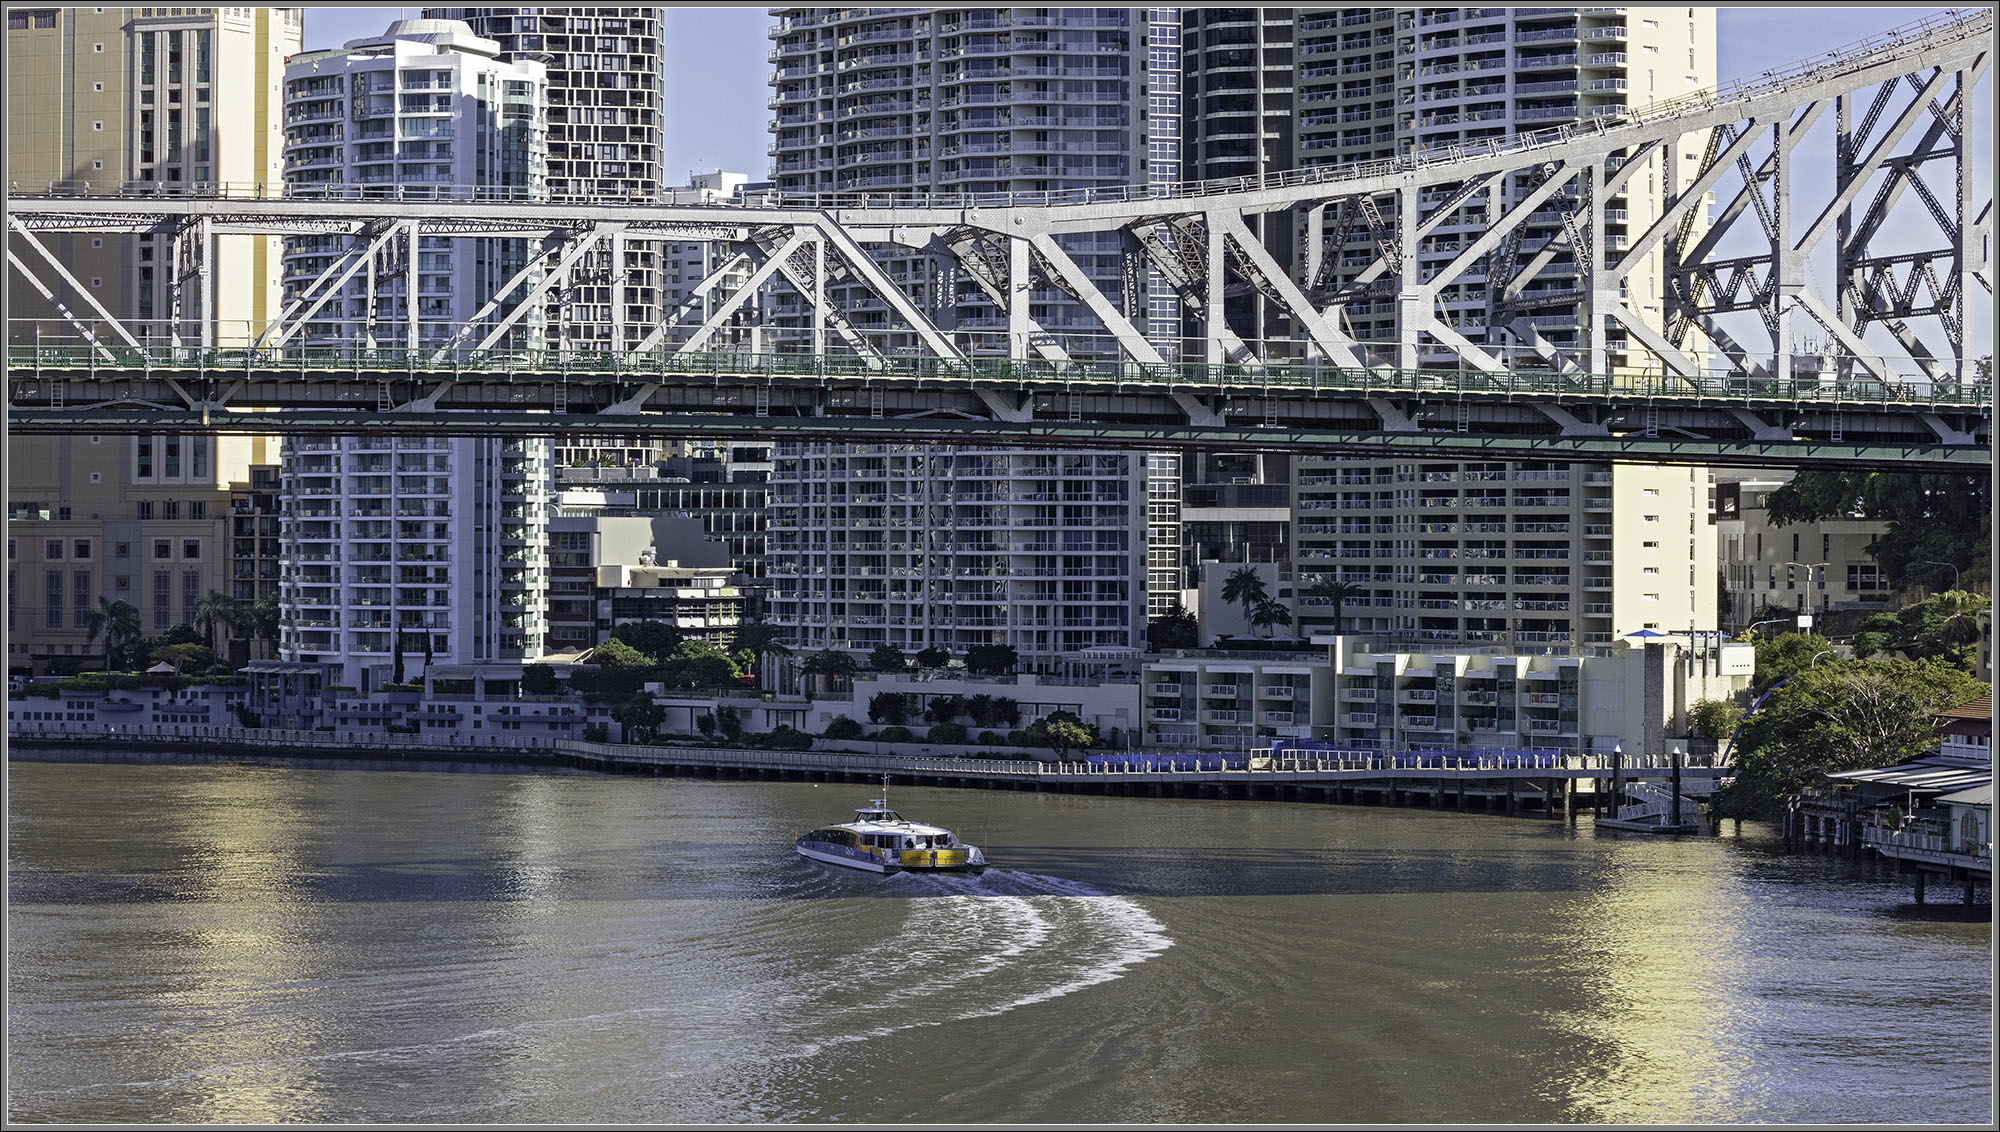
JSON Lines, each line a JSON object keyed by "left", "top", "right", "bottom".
{"left": 1140, "top": 637, "right": 1755, "bottom": 756}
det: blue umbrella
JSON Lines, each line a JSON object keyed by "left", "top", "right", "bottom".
{"left": 1625, "top": 629, "right": 1667, "bottom": 638}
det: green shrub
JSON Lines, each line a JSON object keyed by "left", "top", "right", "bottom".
{"left": 823, "top": 715, "right": 864, "bottom": 740}
{"left": 760, "top": 725, "right": 815, "bottom": 750}
{"left": 927, "top": 722, "right": 968, "bottom": 744}
{"left": 1006, "top": 729, "right": 1030, "bottom": 746}
{"left": 977, "top": 730, "right": 1002, "bottom": 746}
{"left": 878, "top": 725, "right": 914, "bottom": 743}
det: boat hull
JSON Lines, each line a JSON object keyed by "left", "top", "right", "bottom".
{"left": 795, "top": 841, "right": 987, "bottom": 874}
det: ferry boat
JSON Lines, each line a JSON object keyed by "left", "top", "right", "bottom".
{"left": 796, "top": 782, "right": 988, "bottom": 874}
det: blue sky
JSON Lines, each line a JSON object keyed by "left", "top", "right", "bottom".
{"left": 300, "top": 6, "right": 1971, "bottom": 183}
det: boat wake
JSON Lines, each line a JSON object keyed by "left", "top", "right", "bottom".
{"left": 781, "top": 871, "right": 1172, "bottom": 1056}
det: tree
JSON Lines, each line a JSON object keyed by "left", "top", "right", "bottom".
{"left": 916, "top": 645, "right": 951, "bottom": 669}
{"left": 802, "top": 649, "right": 858, "bottom": 695}
{"left": 964, "top": 643, "right": 1017, "bottom": 675}
{"left": 1249, "top": 597, "right": 1294, "bottom": 639}
{"left": 149, "top": 643, "right": 213, "bottom": 676}
{"left": 655, "top": 639, "right": 746, "bottom": 690}
{"left": 868, "top": 690, "right": 912, "bottom": 725}
{"left": 1029, "top": 710, "right": 1096, "bottom": 760}
{"left": 730, "top": 621, "right": 792, "bottom": 685}
{"left": 521, "top": 664, "right": 562, "bottom": 696}
{"left": 611, "top": 691, "right": 665, "bottom": 744}
{"left": 925, "top": 694, "right": 967, "bottom": 724}
{"left": 82, "top": 598, "right": 141, "bottom": 676}
{"left": 1766, "top": 470, "right": 1989, "bottom": 588}
{"left": 1221, "top": 565, "right": 1268, "bottom": 630}
{"left": 195, "top": 590, "right": 243, "bottom": 657}
{"left": 392, "top": 633, "right": 407, "bottom": 686}
{"left": 609, "top": 620, "right": 684, "bottom": 661}
{"left": 716, "top": 705, "right": 743, "bottom": 741}
{"left": 1714, "top": 659, "right": 1983, "bottom": 820}
{"left": 823, "top": 715, "right": 864, "bottom": 740}
{"left": 1853, "top": 590, "right": 1990, "bottom": 669}
{"left": 869, "top": 643, "right": 908, "bottom": 673}
{"left": 1146, "top": 602, "right": 1199, "bottom": 650}
{"left": 1304, "top": 577, "right": 1365, "bottom": 634}
{"left": 1751, "top": 632, "right": 1835, "bottom": 694}
{"left": 243, "top": 593, "right": 280, "bottom": 647}
{"left": 1690, "top": 698, "right": 1746, "bottom": 743}
{"left": 592, "top": 637, "right": 655, "bottom": 669}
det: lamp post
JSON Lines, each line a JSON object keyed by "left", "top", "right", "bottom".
{"left": 1786, "top": 562, "right": 1829, "bottom": 633}
{"left": 1919, "top": 560, "right": 1960, "bottom": 591}
{"left": 1744, "top": 617, "right": 1790, "bottom": 639}
{"left": 1809, "top": 648, "right": 1835, "bottom": 669}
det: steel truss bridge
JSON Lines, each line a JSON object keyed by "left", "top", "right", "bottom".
{"left": 6, "top": 9, "right": 1992, "bottom": 470}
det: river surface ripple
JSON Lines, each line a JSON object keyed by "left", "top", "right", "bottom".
{"left": 6, "top": 758, "right": 1992, "bottom": 1125}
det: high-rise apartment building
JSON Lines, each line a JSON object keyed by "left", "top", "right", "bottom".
{"left": 272, "top": 20, "right": 552, "bottom": 691}
{"left": 1176, "top": 9, "right": 1720, "bottom": 646}
{"left": 6, "top": 7, "right": 299, "bottom": 674}
{"left": 766, "top": 444, "right": 1147, "bottom": 662}
{"left": 1291, "top": 458, "right": 1716, "bottom": 647}
{"left": 762, "top": 8, "right": 1180, "bottom": 654}
{"left": 425, "top": 7, "right": 667, "bottom": 351}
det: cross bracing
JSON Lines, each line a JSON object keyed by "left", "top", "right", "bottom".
{"left": 6, "top": 7, "right": 1991, "bottom": 467}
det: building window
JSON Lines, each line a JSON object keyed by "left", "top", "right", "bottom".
{"left": 75, "top": 570, "right": 93, "bottom": 628}
{"left": 182, "top": 540, "right": 200, "bottom": 560}
{"left": 154, "top": 571, "right": 172, "bottom": 629}
{"left": 164, "top": 437, "right": 181, "bottom": 478}
{"left": 183, "top": 570, "right": 201, "bottom": 627}
{"left": 164, "top": 500, "right": 180, "bottom": 520}
{"left": 73, "top": 540, "right": 92, "bottom": 560}
{"left": 137, "top": 437, "right": 153, "bottom": 478}
{"left": 44, "top": 539, "right": 63, "bottom": 561}
{"left": 153, "top": 540, "right": 172, "bottom": 560}
{"left": 46, "top": 571, "right": 64, "bottom": 629}
{"left": 189, "top": 501, "right": 206, "bottom": 520}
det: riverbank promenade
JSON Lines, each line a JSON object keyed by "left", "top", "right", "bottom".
{"left": 9, "top": 722, "right": 1726, "bottom": 819}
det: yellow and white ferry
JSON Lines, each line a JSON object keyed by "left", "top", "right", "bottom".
{"left": 796, "top": 783, "right": 988, "bottom": 875}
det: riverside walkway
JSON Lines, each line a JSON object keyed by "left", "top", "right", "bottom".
{"left": 9, "top": 723, "right": 1726, "bottom": 819}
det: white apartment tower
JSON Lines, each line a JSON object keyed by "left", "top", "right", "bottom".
{"left": 275, "top": 21, "right": 552, "bottom": 690}
{"left": 763, "top": 8, "right": 1180, "bottom": 658}
{"left": 766, "top": 444, "right": 1147, "bottom": 663}
{"left": 426, "top": 7, "right": 667, "bottom": 351}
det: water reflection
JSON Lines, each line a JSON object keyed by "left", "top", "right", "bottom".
{"left": 8, "top": 762, "right": 1990, "bottom": 1125}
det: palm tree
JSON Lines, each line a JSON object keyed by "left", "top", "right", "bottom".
{"left": 1221, "top": 565, "right": 1268, "bottom": 632}
{"left": 1250, "top": 597, "right": 1294, "bottom": 639}
{"left": 731, "top": 621, "right": 794, "bottom": 689}
{"left": 83, "top": 597, "right": 141, "bottom": 677}
{"left": 244, "top": 592, "right": 280, "bottom": 654}
{"left": 800, "top": 649, "right": 858, "bottom": 697}
{"left": 196, "top": 590, "right": 243, "bottom": 657}
{"left": 1305, "top": 577, "right": 1365, "bottom": 635}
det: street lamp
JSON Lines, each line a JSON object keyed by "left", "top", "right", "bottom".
{"left": 1809, "top": 649, "right": 1835, "bottom": 669}
{"left": 1919, "top": 560, "right": 1961, "bottom": 591}
{"left": 1743, "top": 617, "right": 1790, "bottom": 639}
{"left": 1786, "top": 562, "right": 1829, "bottom": 632}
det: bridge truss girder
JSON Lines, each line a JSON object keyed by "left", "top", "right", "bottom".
{"left": 4, "top": 10, "right": 1991, "bottom": 423}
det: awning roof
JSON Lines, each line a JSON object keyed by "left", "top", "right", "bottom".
{"left": 1934, "top": 784, "right": 1993, "bottom": 807}
{"left": 1828, "top": 752, "right": 1994, "bottom": 793}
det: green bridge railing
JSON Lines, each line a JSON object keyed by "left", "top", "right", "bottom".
{"left": 9, "top": 344, "right": 1991, "bottom": 410}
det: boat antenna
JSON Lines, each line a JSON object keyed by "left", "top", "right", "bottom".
{"left": 881, "top": 772, "right": 890, "bottom": 807}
